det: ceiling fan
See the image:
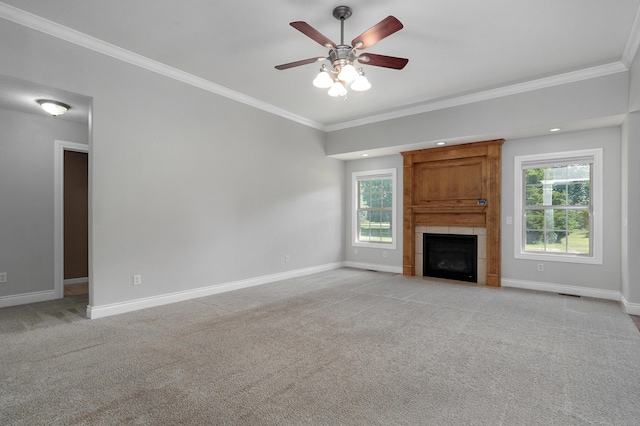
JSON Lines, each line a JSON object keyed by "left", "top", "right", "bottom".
{"left": 275, "top": 5, "right": 408, "bottom": 97}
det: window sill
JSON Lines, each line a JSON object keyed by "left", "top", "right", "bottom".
{"left": 352, "top": 241, "right": 397, "bottom": 250}
{"left": 515, "top": 251, "right": 602, "bottom": 265}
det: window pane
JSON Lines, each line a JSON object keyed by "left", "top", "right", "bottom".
{"left": 568, "top": 232, "right": 590, "bottom": 254}
{"left": 382, "top": 179, "right": 392, "bottom": 208}
{"left": 383, "top": 179, "right": 392, "bottom": 193}
{"left": 525, "top": 185, "right": 543, "bottom": 206}
{"left": 566, "top": 163, "right": 590, "bottom": 180}
{"left": 567, "top": 182, "right": 590, "bottom": 206}
{"left": 547, "top": 166, "right": 567, "bottom": 180}
{"left": 368, "top": 211, "right": 381, "bottom": 242}
{"left": 372, "top": 180, "right": 384, "bottom": 208}
{"left": 525, "top": 210, "right": 544, "bottom": 230}
{"left": 525, "top": 231, "right": 544, "bottom": 250}
{"left": 359, "top": 181, "right": 371, "bottom": 208}
{"left": 568, "top": 209, "right": 589, "bottom": 231}
{"left": 551, "top": 184, "right": 567, "bottom": 205}
{"left": 370, "top": 211, "right": 381, "bottom": 225}
{"left": 358, "top": 211, "right": 372, "bottom": 242}
{"left": 381, "top": 211, "right": 392, "bottom": 242}
{"left": 525, "top": 169, "right": 543, "bottom": 185}
{"left": 545, "top": 231, "right": 566, "bottom": 251}
{"left": 551, "top": 210, "right": 567, "bottom": 230}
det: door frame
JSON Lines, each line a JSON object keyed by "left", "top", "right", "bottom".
{"left": 54, "top": 140, "right": 89, "bottom": 299}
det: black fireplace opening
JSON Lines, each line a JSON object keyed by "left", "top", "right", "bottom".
{"left": 423, "top": 233, "right": 478, "bottom": 283}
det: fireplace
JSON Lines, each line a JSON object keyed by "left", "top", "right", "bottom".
{"left": 402, "top": 140, "right": 502, "bottom": 286}
{"left": 423, "top": 233, "right": 478, "bottom": 283}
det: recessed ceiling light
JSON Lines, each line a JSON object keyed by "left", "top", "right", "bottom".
{"left": 549, "top": 128, "right": 562, "bottom": 132}
{"left": 361, "top": 153, "right": 369, "bottom": 157}
{"left": 436, "top": 142, "right": 446, "bottom": 146}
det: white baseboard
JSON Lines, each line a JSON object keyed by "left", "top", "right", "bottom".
{"left": 620, "top": 294, "right": 640, "bottom": 315}
{"left": 64, "top": 277, "right": 89, "bottom": 285}
{"left": 0, "top": 290, "right": 56, "bottom": 308}
{"left": 501, "top": 278, "right": 620, "bottom": 301}
{"left": 87, "top": 262, "right": 346, "bottom": 319}
{"left": 345, "top": 261, "right": 403, "bottom": 274}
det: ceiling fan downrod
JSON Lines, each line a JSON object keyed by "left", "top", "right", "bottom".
{"left": 328, "top": 6, "right": 358, "bottom": 75}
{"left": 333, "top": 5, "right": 352, "bottom": 46}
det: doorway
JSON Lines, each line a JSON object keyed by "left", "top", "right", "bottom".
{"left": 63, "top": 150, "right": 88, "bottom": 296}
{"left": 54, "top": 140, "right": 89, "bottom": 299}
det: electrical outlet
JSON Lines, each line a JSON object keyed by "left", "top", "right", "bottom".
{"left": 133, "top": 274, "right": 142, "bottom": 285}
{"left": 537, "top": 263, "right": 544, "bottom": 272}
{"left": 383, "top": 251, "right": 388, "bottom": 258}
{"left": 285, "top": 255, "right": 290, "bottom": 263}
{"left": 0, "top": 272, "right": 6, "bottom": 283}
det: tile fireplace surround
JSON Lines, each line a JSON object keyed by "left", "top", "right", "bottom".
{"left": 415, "top": 226, "right": 487, "bottom": 285}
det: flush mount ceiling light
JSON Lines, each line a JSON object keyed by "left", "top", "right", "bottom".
{"left": 37, "top": 99, "right": 71, "bottom": 116}
{"left": 275, "top": 5, "right": 408, "bottom": 98}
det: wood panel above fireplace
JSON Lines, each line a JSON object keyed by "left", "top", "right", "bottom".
{"left": 401, "top": 139, "right": 503, "bottom": 286}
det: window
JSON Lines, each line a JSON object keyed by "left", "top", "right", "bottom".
{"left": 353, "top": 168, "right": 397, "bottom": 249}
{"left": 514, "top": 149, "right": 602, "bottom": 264}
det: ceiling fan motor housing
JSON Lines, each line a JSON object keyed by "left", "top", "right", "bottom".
{"left": 329, "top": 46, "right": 357, "bottom": 72}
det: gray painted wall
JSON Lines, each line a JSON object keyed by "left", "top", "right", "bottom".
{"left": 0, "top": 21, "right": 345, "bottom": 310}
{"left": 501, "top": 128, "right": 621, "bottom": 291}
{"left": 344, "top": 155, "right": 403, "bottom": 271}
{"left": 622, "top": 49, "right": 640, "bottom": 306}
{"left": 0, "top": 107, "right": 88, "bottom": 297}
{"left": 327, "top": 73, "right": 628, "bottom": 156}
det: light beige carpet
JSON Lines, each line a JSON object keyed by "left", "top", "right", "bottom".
{"left": 2, "top": 268, "right": 639, "bottom": 425}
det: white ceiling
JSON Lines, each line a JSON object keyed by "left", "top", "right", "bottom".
{"left": 1, "top": 0, "right": 640, "bottom": 130}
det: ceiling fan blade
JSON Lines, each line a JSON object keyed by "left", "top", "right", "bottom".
{"left": 351, "top": 16, "right": 403, "bottom": 49}
{"left": 290, "top": 21, "right": 337, "bottom": 48}
{"left": 358, "top": 53, "right": 409, "bottom": 70}
{"left": 275, "top": 57, "right": 326, "bottom": 70}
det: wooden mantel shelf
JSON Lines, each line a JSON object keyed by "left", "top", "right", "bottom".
{"left": 401, "top": 139, "right": 504, "bottom": 286}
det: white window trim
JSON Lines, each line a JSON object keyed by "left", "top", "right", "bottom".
{"left": 352, "top": 168, "right": 397, "bottom": 250}
{"left": 513, "top": 148, "right": 603, "bottom": 265}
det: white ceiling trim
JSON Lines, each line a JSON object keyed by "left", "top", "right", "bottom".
{"left": 325, "top": 62, "right": 628, "bottom": 132}
{"left": 622, "top": 2, "right": 640, "bottom": 68}
{"left": 0, "top": 2, "right": 325, "bottom": 131}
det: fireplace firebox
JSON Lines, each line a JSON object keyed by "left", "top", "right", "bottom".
{"left": 423, "top": 233, "right": 478, "bottom": 283}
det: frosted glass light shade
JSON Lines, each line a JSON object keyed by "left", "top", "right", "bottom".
{"left": 37, "top": 99, "right": 70, "bottom": 116}
{"left": 328, "top": 81, "right": 347, "bottom": 97}
{"left": 351, "top": 75, "right": 371, "bottom": 91}
{"left": 313, "top": 71, "right": 334, "bottom": 88}
{"left": 337, "top": 64, "right": 358, "bottom": 82}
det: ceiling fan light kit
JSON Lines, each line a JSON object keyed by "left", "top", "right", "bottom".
{"left": 275, "top": 5, "right": 408, "bottom": 98}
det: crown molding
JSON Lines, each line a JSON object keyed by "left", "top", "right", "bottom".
{"left": 0, "top": 2, "right": 326, "bottom": 131}
{"left": 325, "top": 62, "right": 628, "bottom": 132}
{"left": 622, "top": 2, "right": 640, "bottom": 68}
